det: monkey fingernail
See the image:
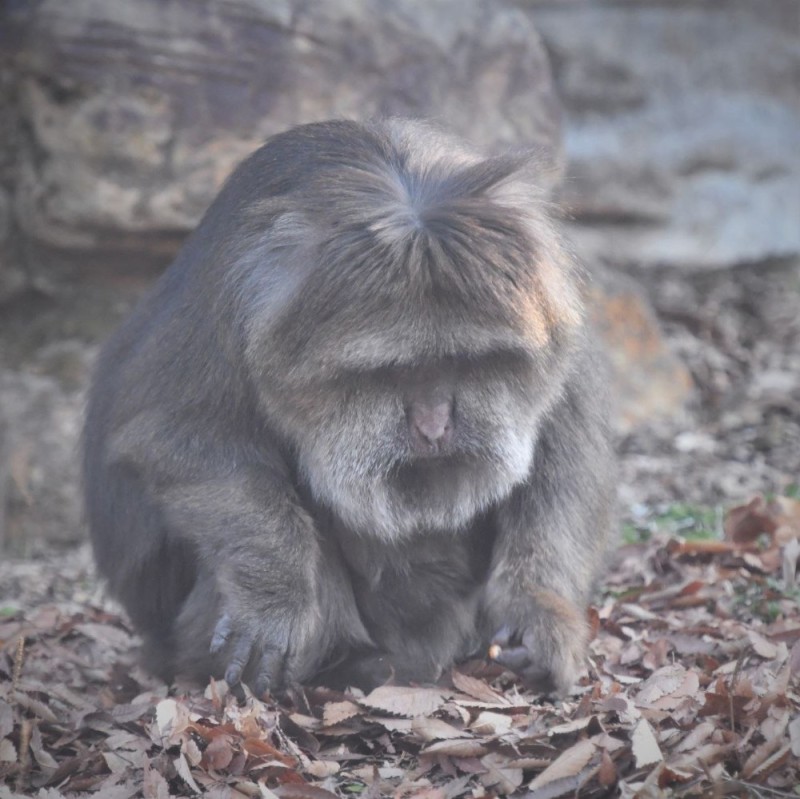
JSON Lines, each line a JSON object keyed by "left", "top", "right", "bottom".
{"left": 225, "top": 664, "right": 243, "bottom": 686}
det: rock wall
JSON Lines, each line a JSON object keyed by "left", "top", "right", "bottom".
{"left": 1, "top": 0, "right": 562, "bottom": 291}
{"left": 526, "top": 0, "right": 800, "bottom": 272}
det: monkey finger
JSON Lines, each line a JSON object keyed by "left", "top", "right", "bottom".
{"left": 210, "top": 613, "right": 234, "bottom": 654}
{"left": 252, "top": 645, "right": 286, "bottom": 699}
{"left": 224, "top": 631, "right": 256, "bottom": 687}
{"left": 229, "top": 680, "right": 247, "bottom": 705}
{"left": 491, "top": 645, "right": 532, "bottom": 673}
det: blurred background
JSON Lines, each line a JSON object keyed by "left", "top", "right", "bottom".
{"left": 0, "top": 0, "right": 798, "bottom": 559}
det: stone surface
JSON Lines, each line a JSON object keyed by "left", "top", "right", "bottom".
{"left": 0, "top": 62, "right": 25, "bottom": 303}
{"left": 527, "top": 0, "right": 800, "bottom": 271}
{"left": 0, "top": 368, "right": 88, "bottom": 552}
{"left": 589, "top": 270, "right": 693, "bottom": 432}
{"left": 2, "top": 0, "right": 563, "bottom": 282}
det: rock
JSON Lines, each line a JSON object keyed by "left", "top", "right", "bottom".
{"left": 3, "top": 0, "right": 563, "bottom": 281}
{"left": 589, "top": 271, "right": 694, "bottom": 432}
{"left": 0, "top": 369, "right": 88, "bottom": 552}
{"left": 527, "top": 0, "right": 800, "bottom": 271}
{"left": 0, "top": 65, "right": 26, "bottom": 303}
{"left": 0, "top": 188, "right": 26, "bottom": 303}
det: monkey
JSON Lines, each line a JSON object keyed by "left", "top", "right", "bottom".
{"left": 83, "top": 118, "right": 615, "bottom": 697}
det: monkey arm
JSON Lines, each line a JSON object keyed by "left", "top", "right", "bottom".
{"left": 484, "top": 354, "right": 615, "bottom": 695}
{"left": 158, "top": 469, "right": 370, "bottom": 695}
{"left": 103, "top": 408, "right": 369, "bottom": 693}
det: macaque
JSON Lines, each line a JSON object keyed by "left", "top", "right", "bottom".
{"left": 83, "top": 119, "right": 615, "bottom": 696}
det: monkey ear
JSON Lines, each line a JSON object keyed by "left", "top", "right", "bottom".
{"left": 486, "top": 144, "right": 564, "bottom": 198}
{"left": 442, "top": 153, "right": 534, "bottom": 199}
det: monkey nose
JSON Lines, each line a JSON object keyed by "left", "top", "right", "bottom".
{"left": 409, "top": 401, "right": 453, "bottom": 453}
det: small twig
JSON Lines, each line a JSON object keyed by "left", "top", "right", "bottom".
{"left": 727, "top": 648, "right": 747, "bottom": 731}
{"left": 16, "top": 716, "right": 32, "bottom": 795}
{"left": 12, "top": 635, "right": 25, "bottom": 691}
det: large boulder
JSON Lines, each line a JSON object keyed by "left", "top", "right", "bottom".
{"left": 527, "top": 0, "right": 800, "bottom": 271}
{"left": 2, "top": 0, "right": 563, "bottom": 282}
{"left": 0, "top": 366, "right": 88, "bottom": 552}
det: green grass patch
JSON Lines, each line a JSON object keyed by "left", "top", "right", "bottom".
{"left": 622, "top": 502, "right": 721, "bottom": 545}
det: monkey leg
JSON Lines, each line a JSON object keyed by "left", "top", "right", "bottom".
{"left": 482, "top": 355, "right": 615, "bottom": 695}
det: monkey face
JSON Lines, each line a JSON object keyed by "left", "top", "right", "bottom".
{"left": 240, "top": 229, "right": 581, "bottom": 539}
{"left": 234, "top": 120, "right": 584, "bottom": 539}
{"left": 260, "top": 336, "right": 562, "bottom": 540}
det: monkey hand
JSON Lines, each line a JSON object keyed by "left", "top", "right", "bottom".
{"left": 209, "top": 592, "right": 320, "bottom": 698}
{"left": 487, "top": 589, "right": 589, "bottom": 697}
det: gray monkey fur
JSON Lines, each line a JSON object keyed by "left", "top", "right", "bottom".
{"left": 83, "top": 118, "right": 615, "bottom": 695}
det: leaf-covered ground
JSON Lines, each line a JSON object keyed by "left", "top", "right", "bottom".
{"left": 1, "top": 495, "right": 799, "bottom": 799}
{"left": 2, "top": 265, "right": 799, "bottom": 797}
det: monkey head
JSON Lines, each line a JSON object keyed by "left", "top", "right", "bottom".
{"left": 231, "top": 121, "right": 584, "bottom": 539}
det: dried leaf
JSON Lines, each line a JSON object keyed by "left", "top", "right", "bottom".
{"left": 273, "top": 785, "right": 340, "bottom": 798}
{"left": 597, "top": 748, "right": 616, "bottom": 787}
{"left": 748, "top": 744, "right": 792, "bottom": 779}
{"left": 411, "top": 717, "right": 471, "bottom": 742}
{"left": 451, "top": 671, "right": 507, "bottom": 705}
{"left": 772, "top": 496, "right": 800, "bottom": 542}
{"left": 528, "top": 739, "right": 596, "bottom": 790}
{"left": 480, "top": 751, "right": 523, "bottom": 793}
{"left": 547, "top": 716, "right": 594, "bottom": 736}
{"left": 469, "top": 711, "right": 513, "bottom": 736}
{"left": 202, "top": 734, "right": 234, "bottom": 770}
{"left": 12, "top": 690, "right": 59, "bottom": 723}
{"left": 789, "top": 715, "right": 800, "bottom": 757}
{"left": 322, "top": 700, "right": 362, "bottom": 726}
{"left": 631, "top": 719, "right": 662, "bottom": 768}
{"left": 0, "top": 701, "right": 13, "bottom": 738}
{"left": 365, "top": 715, "right": 413, "bottom": 733}
{"left": 742, "top": 712, "right": 789, "bottom": 778}
{"left": 674, "top": 721, "right": 715, "bottom": 752}
{"left": 791, "top": 639, "right": 800, "bottom": 675}
{"left": 0, "top": 738, "right": 17, "bottom": 762}
{"left": 103, "top": 751, "right": 132, "bottom": 774}
{"left": 748, "top": 630, "right": 779, "bottom": 660}
{"left": 361, "top": 686, "right": 447, "bottom": 717}
{"left": 304, "top": 759, "right": 340, "bottom": 778}
{"left": 154, "top": 698, "right": 188, "bottom": 744}
{"left": 29, "top": 722, "right": 58, "bottom": 770}
{"left": 421, "top": 738, "right": 489, "bottom": 757}
{"left": 783, "top": 537, "right": 800, "bottom": 587}
{"left": 724, "top": 496, "right": 777, "bottom": 543}
{"left": 183, "top": 737, "right": 203, "bottom": 767}
{"left": 174, "top": 750, "right": 202, "bottom": 793}
{"left": 242, "top": 737, "right": 296, "bottom": 766}
{"left": 143, "top": 754, "right": 171, "bottom": 799}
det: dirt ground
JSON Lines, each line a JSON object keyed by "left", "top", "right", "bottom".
{"left": 620, "top": 260, "right": 800, "bottom": 512}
